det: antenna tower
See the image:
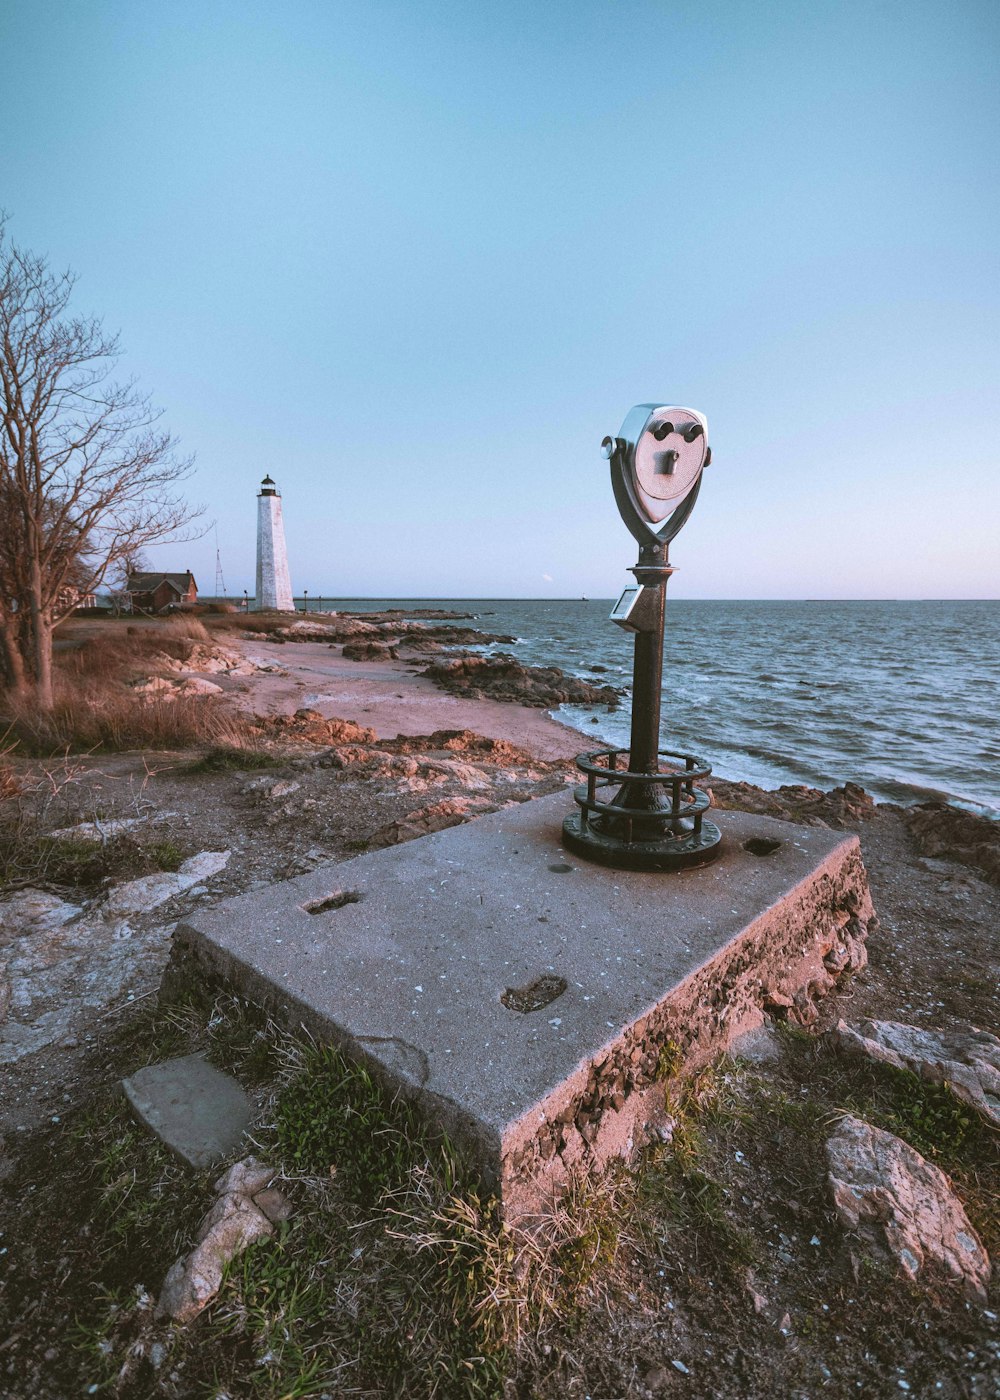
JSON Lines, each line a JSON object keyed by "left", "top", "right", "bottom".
{"left": 214, "top": 526, "right": 227, "bottom": 601}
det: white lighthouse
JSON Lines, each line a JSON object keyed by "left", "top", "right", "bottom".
{"left": 254, "top": 474, "right": 294, "bottom": 611}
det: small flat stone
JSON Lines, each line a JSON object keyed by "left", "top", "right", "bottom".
{"left": 122, "top": 1054, "right": 250, "bottom": 1168}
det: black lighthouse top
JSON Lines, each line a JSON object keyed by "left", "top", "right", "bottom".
{"left": 259, "top": 474, "right": 278, "bottom": 497}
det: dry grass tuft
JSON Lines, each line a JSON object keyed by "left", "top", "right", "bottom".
{"left": 60, "top": 616, "right": 211, "bottom": 684}
{"left": 1, "top": 615, "right": 268, "bottom": 756}
{"left": 383, "top": 1159, "right": 637, "bottom": 1357}
{"left": 1, "top": 678, "right": 261, "bottom": 755}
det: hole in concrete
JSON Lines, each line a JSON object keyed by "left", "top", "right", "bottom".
{"left": 501, "top": 974, "right": 567, "bottom": 1014}
{"left": 743, "top": 837, "right": 782, "bottom": 857}
{"left": 303, "top": 890, "right": 365, "bottom": 914}
{"left": 548, "top": 862, "right": 573, "bottom": 874}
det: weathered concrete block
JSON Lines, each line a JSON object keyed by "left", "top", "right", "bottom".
{"left": 165, "top": 792, "right": 876, "bottom": 1212}
{"left": 122, "top": 1054, "right": 251, "bottom": 1168}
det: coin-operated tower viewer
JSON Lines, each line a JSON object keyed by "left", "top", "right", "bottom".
{"left": 563, "top": 404, "right": 721, "bottom": 871}
{"left": 254, "top": 474, "right": 295, "bottom": 612}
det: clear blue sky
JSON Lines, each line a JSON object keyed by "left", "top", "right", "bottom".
{"left": 2, "top": 0, "right": 997, "bottom": 598}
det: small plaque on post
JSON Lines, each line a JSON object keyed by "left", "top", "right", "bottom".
{"left": 610, "top": 585, "right": 660, "bottom": 634}
{"left": 610, "top": 587, "right": 639, "bottom": 624}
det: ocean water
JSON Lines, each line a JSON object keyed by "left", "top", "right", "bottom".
{"left": 319, "top": 598, "right": 1000, "bottom": 815}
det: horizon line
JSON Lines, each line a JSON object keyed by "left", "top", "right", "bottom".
{"left": 202, "top": 594, "right": 1000, "bottom": 604}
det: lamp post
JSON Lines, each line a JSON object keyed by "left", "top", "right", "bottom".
{"left": 303, "top": 588, "right": 309, "bottom": 614}
{"left": 562, "top": 404, "right": 722, "bottom": 872}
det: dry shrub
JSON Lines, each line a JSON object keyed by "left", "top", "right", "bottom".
{"left": 0, "top": 744, "right": 19, "bottom": 802}
{"left": 1, "top": 677, "right": 262, "bottom": 755}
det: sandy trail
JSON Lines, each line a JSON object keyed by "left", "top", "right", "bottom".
{"left": 221, "top": 637, "right": 589, "bottom": 761}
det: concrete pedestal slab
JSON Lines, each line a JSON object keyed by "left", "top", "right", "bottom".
{"left": 166, "top": 793, "right": 876, "bottom": 1211}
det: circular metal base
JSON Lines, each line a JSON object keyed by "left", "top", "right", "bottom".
{"left": 562, "top": 812, "right": 723, "bottom": 872}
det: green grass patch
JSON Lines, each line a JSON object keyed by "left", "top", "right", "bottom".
{"left": 654, "top": 1037, "right": 682, "bottom": 1082}
{"left": 184, "top": 744, "right": 282, "bottom": 773}
{"left": 1, "top": 830, "right": 195, "bottom": 894}
{"left": 844, "top": 1063, "right": 979, "bottom": 1161}
{"left": 68, "top": 1099, "right": 211, "bottom": 1271}
{"left": 144, "top": 838, "right": 185, "bottom": 871}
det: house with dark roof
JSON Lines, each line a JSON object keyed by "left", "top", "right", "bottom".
{"left": 126, "top": 570, "right": 198, "bottom": 613}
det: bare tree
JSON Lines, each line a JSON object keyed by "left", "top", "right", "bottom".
{"left": 106, "top": 549, "right": 148, "bottom": 617}
{"left": 0, "top": 218, "right": 200, "bottom": 707}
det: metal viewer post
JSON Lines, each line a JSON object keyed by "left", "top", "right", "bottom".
{"left": 562, "top": 404, "right": 722, "bottom": 872}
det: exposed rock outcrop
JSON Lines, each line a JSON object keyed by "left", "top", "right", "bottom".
{"left": 266, "top": 709, "right": 377, "bottom": 746}
{"left": 276, "top": 619, "right": 380, "bottom": 642}
{"left": 421, "top": 655, "right": 621, "bottom": 709}
{"left": 102, "top": 851, "right": 230, "bottom": 916}
{"left": 354, "top": 608, "right": 473, "bottom": 621}
{"left": 904, "top": 801, "right": 1000, "bottom": 886}
{"left": 387, "top": 728, "right": 558, "bottom": 768}
{"left": 324, "top": 739, "right": 551, "bottom": 789}
{"left": 0, "top": 851, "right": 231, "bottom": 1063}
{"left": 367, "top": 797, "right": 492, "bottom": 849}
{"left": 133, "top": 676, "right": 224, "bottom": 699}
{"left": 396, "top": 624, "right": 515, "bottom": 648}
{"left": 831, "top": 1019, "right": 1000, "bottom": 1127}
{"left": 158, "top": 644, "right": 285, "bottom": 678}
{"left": 157, "top": 1158, "right": 291, "bottom": 1323}
{"left": 710, "top": 779, "right": 875, "bottom": 828}
{"left": 826, "top": 1114, "right": 990, "bottom": 1301}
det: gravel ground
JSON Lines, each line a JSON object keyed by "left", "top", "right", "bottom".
{"left": 0, "top": 715, "right": 997, "bottom": 1398}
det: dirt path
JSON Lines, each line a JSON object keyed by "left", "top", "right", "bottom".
{"left": 220, "top": 635, "right": 588, "bottom": 761}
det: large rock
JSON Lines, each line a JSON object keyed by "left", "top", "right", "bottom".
{"left": 267, "top": 709, "right": 377, "bottom": 746}
{"left": 421, "top": 655, "right": 621, "bottom": 709}
{"left": 133, "top": 675, "right": 224, "bottom": 698}
{"left": 156, "top": 1157, "right": 290, "bottom": 1323}
{"left": 831, "top": 1019, "right": 1000, "bottom": 1128}
{"left": 826, "top": 1114, "right": 991, "bottom": 1301}
{"left": 158, "top": 643, "right": 262, "bottom": 676}
{"left": 341, "top": 640, "right": 398, "bottom": 661}
{"left": 275, "top": 618, "right": 382, "bottom": 642}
